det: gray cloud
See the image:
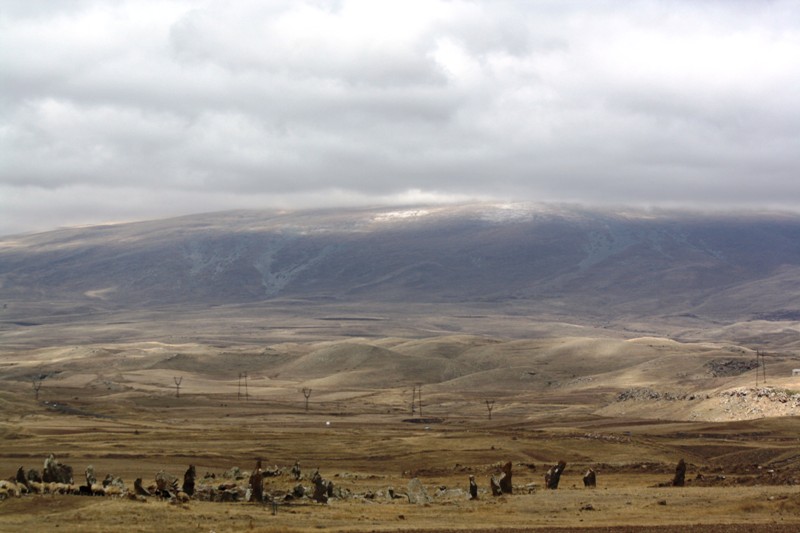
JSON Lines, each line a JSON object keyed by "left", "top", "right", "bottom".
{"left": 2, "top": 0, "right": 800, "bottom": 235}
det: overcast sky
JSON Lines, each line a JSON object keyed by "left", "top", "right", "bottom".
{"left": 2, "top": 1, "right": 800, "bottom": 236}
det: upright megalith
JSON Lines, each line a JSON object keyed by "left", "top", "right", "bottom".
{"left": 490, "top": 461, "right": 513, "bottom": 496}
{"left": 672, "top": 459, "right": 686, "bottom": 487}
{"left": 469, "top": 475, "right": 478, "bottom": 500}
{"left": 183, "top": 464, "right": 196, "bottom": 497}
{"left": 43, "top": 454, "right": 73, "bottom": 485}
{"left": 15, "top": 467, "right": 30, "bottom": 492}
{"left": 291, "top": 461, "right": 302, "bottom": 480}
{"left": 249, "top": 460, "right": 264, "bottom": 503}
{"left": 311, "top": 469, "right": 330, "bottom": 503}
{"left": 583, "top": 468, "right": 597, "bottom": 488}
{"left": 545, "top": 460, "right": 566, "bottom": 490}
{"left": 407, "top": 478, "right": 430, "bottom": 504}
{"left": 134, "top": 478, "right": 151, "bottom": 497}
{"left": 490, "top": 475, "right": 502, "bottom": 496}
{"left": 499, "top": 461, "right": 513, "bottom": 494}
{"left": 85, "top": 465, "right": 97, "bottom": 487}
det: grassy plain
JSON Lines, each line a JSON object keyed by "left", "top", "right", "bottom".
{"left": 3, "top": 334, "right": 800, "bottom": 532}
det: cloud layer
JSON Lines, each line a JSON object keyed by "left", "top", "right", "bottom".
{"left": 2, "top": 1, "right": 800, "bottom": 235}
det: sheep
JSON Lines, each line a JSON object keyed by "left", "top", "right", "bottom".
{"left": 27, "top": 480, "right": 44, "bottom": 494}
{"left": 103, "top": 485, "right": 124, "bottom": 497}
{"left": 0, "top": 480, "right": 21, "bottom": 498}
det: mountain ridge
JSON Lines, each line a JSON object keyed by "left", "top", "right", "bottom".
{"left": 2, "top": 203, "right": 800, "bottom": 343}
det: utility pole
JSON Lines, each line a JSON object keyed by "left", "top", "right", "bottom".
{"left": 755, "top": 350, "right": 767, "bottom": 387}
{"left": 302, "top": 388, "right": 312, "bottom": 412}
{"left": 411, "top": 386, "right": 416, "bottom": 415}
{"left": 485, "top": 399, "right": 495, "bottom": 420}
{"left": 174, "top": 376, "right": 183, "bottom": 398}
{"left": 239, "top": 372, "right": 249, "bottom": 401}
{"left": 32, "top": 377, "right": 42, "bottom": 401}
{"left": 417, "top": 385, "right": 422, "bottom": 417}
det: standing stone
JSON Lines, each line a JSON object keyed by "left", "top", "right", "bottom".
{"left": 134, "top": 478, "right": 151, "bottom": 497}
{"left": 583, "top": 468, "right": 596, "bottom": 488}
{"left": 43, "top": 454, "right": 73, "bottom": 484}
{"left": 672, "top": 459, "right": 686, "bottom": 487}
{"left": 291, "top": 461, "right": 302, "bottom": 480}
{"left": 407, "top": 478, "right": 430, "bottom": 504}
{"left": 183, "top": 464, "right": 196, "bottom": 496}
{"left": 490, "top": 475, "right": 503, "bottom": 496}
{"left": 85, "top": 465, "right": 97, "bottom": 487}
{"left": 16, "top": 467, "right": 30, "bottom": 491}
{"left": 545, "top": 460, "right": 567, "bottom": 490}
{"left": 249, "top": 460, "right": 264, "bottom": 503}
{"left": 469, "top": 475, "right": 478, "bottom": 500}
{"left": 311, "top": 469, "right": 329, "bottom": 503}
{"left": 499, "top": 461, "right": 513, "bottom": 494}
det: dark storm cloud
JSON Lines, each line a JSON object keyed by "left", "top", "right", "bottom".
{"left": 2, "top": 0, "right": 800, "bottom": 235}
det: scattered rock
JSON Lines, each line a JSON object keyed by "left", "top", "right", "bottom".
{"left": 706, "top": 359, "right": 760, "bottom": 377}
{"left": 223, "top": 466, "right": 246, "bottom": 480}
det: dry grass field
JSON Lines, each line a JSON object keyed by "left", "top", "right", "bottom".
{"left": 3, "top": 330, "right": 800, "bottom": 532}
